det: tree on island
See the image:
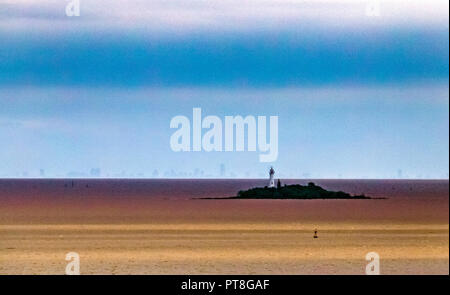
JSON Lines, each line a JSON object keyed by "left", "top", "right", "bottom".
{"left": 234, "top": 181, "right": 370, "bottom": 200}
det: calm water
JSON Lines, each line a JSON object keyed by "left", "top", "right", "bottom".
{"left": 0, "top": 178, "right": 448, "bottom": 226}
{"left": 0, "top": 179, "right": 448, "bottom": 200}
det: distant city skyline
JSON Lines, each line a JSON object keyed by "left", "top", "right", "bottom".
{"left": 2, "top": 165, "right": 448, "bottom": 180}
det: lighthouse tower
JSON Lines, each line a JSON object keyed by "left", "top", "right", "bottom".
{"left": 269, "top": 167, "right": 275, "bottom": 188}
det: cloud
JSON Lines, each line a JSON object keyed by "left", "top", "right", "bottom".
{"left": 0, "top": 1, "right": 448, "bottom": 87}
{"left": 0, "top": 0, "right": 448, "bottom": 33}
{"left": 1, "top": 28, "right": 448, "bottom": 87}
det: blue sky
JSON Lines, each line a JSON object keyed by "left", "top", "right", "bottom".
{"left": 0, "top": 0, "right": 448, "bottom": 178}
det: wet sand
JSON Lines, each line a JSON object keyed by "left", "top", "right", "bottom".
{"left": 0, "top": 179, "right": 448, "bottom": 274}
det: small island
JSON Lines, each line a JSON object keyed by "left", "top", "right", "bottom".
{"left": 232, "top": 181, "right": 370, "bottom": 199}
{"left": 203, "top": 167, "right": 371, "bottom": 200}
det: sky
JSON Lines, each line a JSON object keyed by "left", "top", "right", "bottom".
{"left": 0, "top": 0, "right": 448, "bottom": 178}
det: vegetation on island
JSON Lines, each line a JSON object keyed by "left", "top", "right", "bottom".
{"left": 231, "top": 181, "right": 370, "bottom": 200}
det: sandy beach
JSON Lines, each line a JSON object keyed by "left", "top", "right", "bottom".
{"left": 0, "top": 179, "right": 448, "bottom": 275}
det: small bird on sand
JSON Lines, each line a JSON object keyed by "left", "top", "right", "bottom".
{"left": 314, "top": 229, "right": 318, "bottom": 239}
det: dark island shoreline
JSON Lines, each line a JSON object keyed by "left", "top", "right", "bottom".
{"left": 198, "top": 182, "right": 374, "bottom": 200}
